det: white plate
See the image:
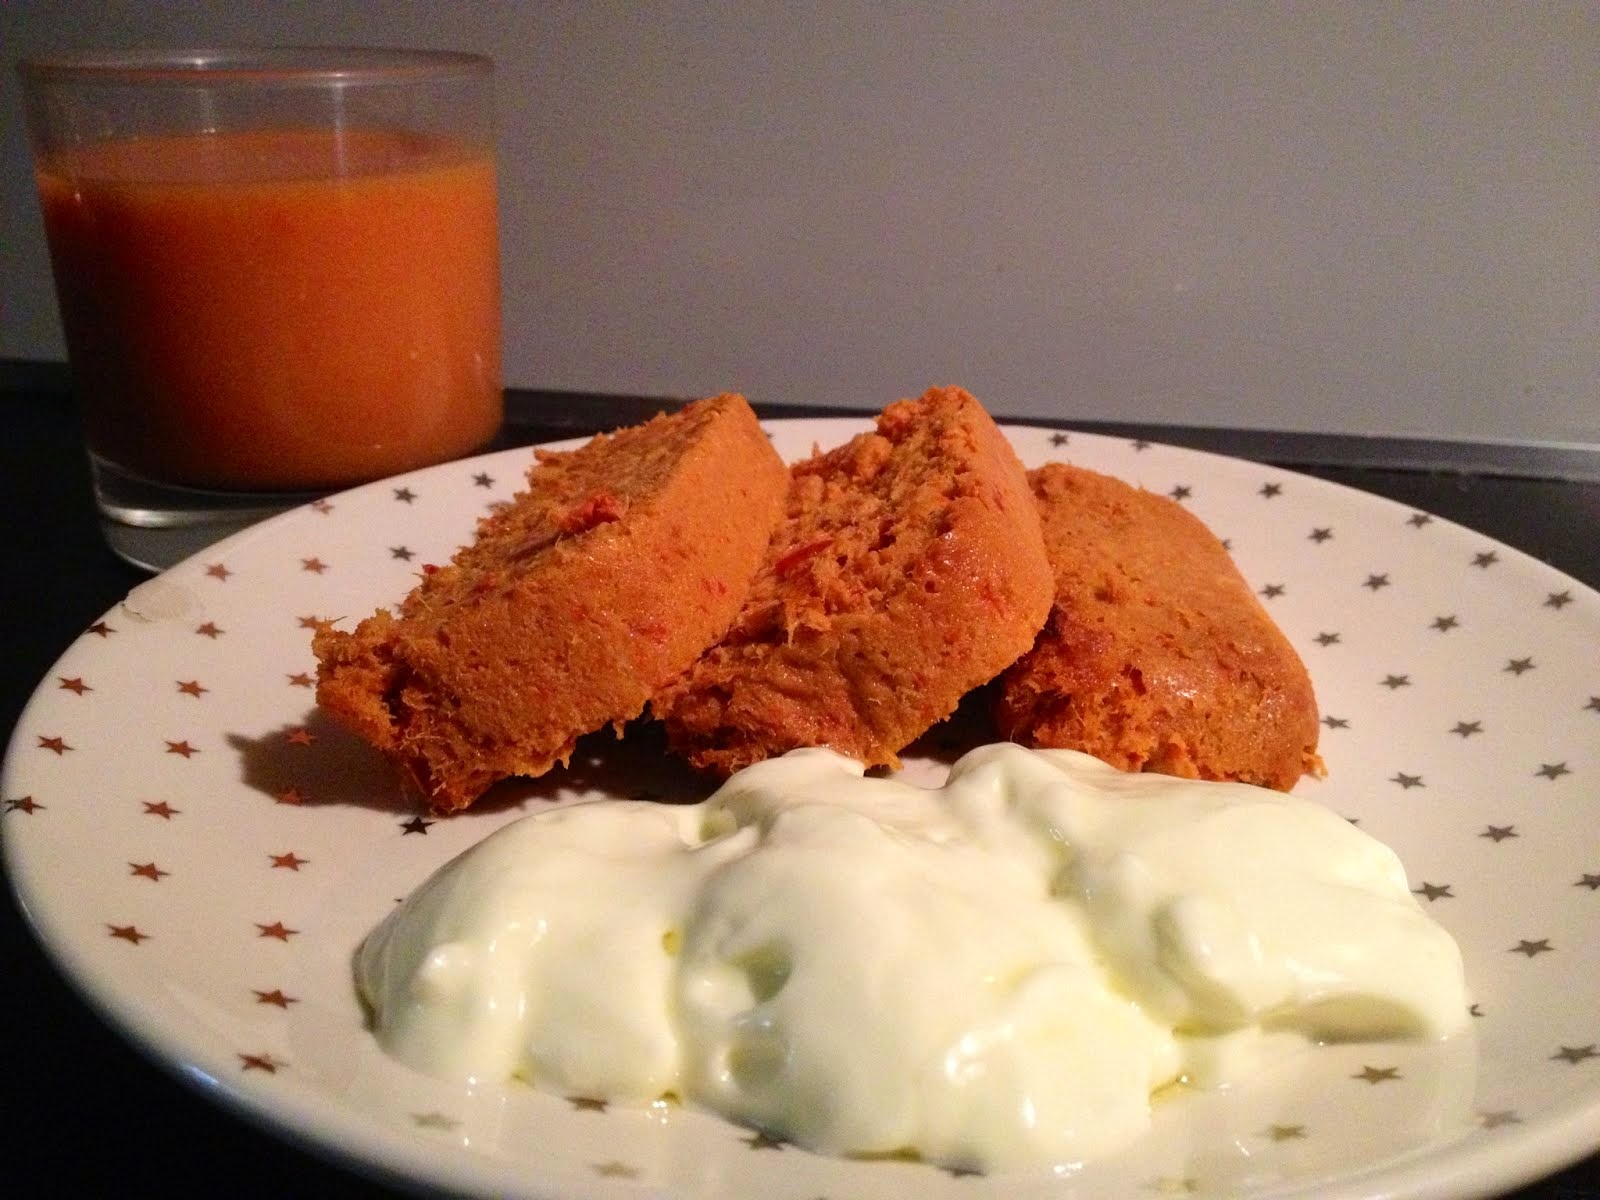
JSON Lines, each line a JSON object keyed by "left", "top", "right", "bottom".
{"left": 4, "top": 420, "right": 1598, "bottom": 1200}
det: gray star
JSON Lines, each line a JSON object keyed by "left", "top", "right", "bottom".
{"left": 1587, "top": 697, "right": 1600, "bottom": 713}
{"left": 1407, "top": 512, "right": 1433, "bottom": 528}
{"left": 411, "top": 1111, "right": 460, "bottom": 1130}
{"left": 1364, "top": 573, "right": 1391, "bottom": 590}
{"left": 1535, "top": 762, "right": 1571, "bottom": 781}
{"left": 1545, "top": 590, "right": 1573, "bottom": 609}
{"left": 1260, "top": 583, "right": 1286, "bottom": 599}
{"left": 1413, "top": 882, "right": 1453, "bottom": 901}
{"left": 1315, "top": 631, "right": 1341, "bottom": 646}
{"left": 1131, "top": 439, "right": 1151, "bottom": 451}
{"left": 1576, "top": 874, "right": 1600, "bottom": 891}
{"left": 1552, "top": 1045, "right": 1598, "bottom": 1065}
{"left": 1380, "top": 673, "right": 1411, "bottom": 689}
{"left": 1472, "top": 550, "right": 1499, "bottom": 568}
{"left": 1509, "top": 938, "right": 1553, "bottom": 957}
{"left": 1049, "top": 431, "right": 1069, "bottom": 447}
{"left": 390, "top": 545, "right": 415, "bottom": 560}
{"left": 1259, "top": 482, "right": 1283, "bottom": 498}
{"left": 1169, "top": 484, "right": 1192, "bottom": 501}
{"left": 1309, "top": 527, "right": 1334, "bottom": 543}
{"left": 1431, "top": 614, "right": 1459, "bottom": 632}
{"left": 1322, "top": 715, "right": 1350, "bottom": 729}
{"left": 1480, "top": 824, "right": 1518, "bottom": 842}
{"left": 1450, "top": 720, "right": 1483, "bottom": 737}
{"left": 393, "top": 486, "right": 418, "bottom": 504}
{"left": 568, "top": 1096, "right": 608, "bottom": 1112}
{"left": 1504, "top": 657, "right": 1535, "bottom": 675}
{"left": 1353, "top": 1065, "right": 1401, "bottom": 1084}
{"left": 1391, "top": 772, "right": 1425, "bottom": 789}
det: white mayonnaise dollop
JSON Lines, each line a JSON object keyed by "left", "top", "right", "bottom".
{"left": 356, "top": 743, "right": 1468, "bottom": 1172}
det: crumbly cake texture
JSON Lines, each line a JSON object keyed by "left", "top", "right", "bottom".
{"left": 653, "top": 386, "right": 1054, "bottom": 775}
{"left": 312, "top": 393, "right": 788, "bottom": 813}
{"left": 995, "top": 463, "right": 1322, "bottom": 792}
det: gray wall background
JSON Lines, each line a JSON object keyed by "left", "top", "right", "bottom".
{"left": 3, "top": 1, "right": 1595, "bottom": 445}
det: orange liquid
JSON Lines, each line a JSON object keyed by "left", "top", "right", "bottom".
{"left": 37, "top": 128, "right": 503, "bottom": 490}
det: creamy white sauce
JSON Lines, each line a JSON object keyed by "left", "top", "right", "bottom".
{"left": 356, "top": 743, "right": 1468, "bottom": 1172}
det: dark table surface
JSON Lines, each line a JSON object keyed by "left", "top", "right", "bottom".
{"left": 3, "top": 369, "right": 1597, "bottom": 1198}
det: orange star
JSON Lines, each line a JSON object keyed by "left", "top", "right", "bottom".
{"left": 205, "top": 562, "right": 232, "bottom": 581}
{"left": 274, "top": 787, "right": 308, "bottom": 806}
{"left": 270, "top": 852, "right": 308, "bottom": 871}
{"left": 176, "top": 680, "right": 208, "bottom": 698}
{"left": 165, "top": 739, "right": 199, "bottom": 757}
{"left": 87, "top": 621, "right": 115, "bottom": 637}
{"left": 108, "top": 924, "right": 149, "bottom": 944}
{"left": 238, "top": 1052, "right": 281, "bottom": 1073}
{"left": 284, "top": 727, "right": 316, "bottom": 746}
{"left": 256, "top": 921, "right": 298, "bottom": 941}
{"left": 38, "top": 735, "right": 71, "bottom": 755}
{"left": 57, "top": 676, "right": 91, "bottom": 694}
{"left": 287, "top": 672, "right": 314, "bottom": 688}
{"left": 253, "top": 989, "right": 299, "bottom": 1008}
{"left": 195, "top": 621, "right": 224, "bottom": 638}
{"left": 5, "top": 796, "right": 43, "bottom": 814}
{"left": 142, "top": 800, "right": 180, "bottom": 819}
{"left": 301, "top": 557, "right": 328, "bottom": 574}
{"left": 129, "top": 861, "right": 169, "bottom": 882}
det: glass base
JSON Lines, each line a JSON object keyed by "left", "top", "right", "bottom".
{"left": 91, "top": 454, "right": 325, "bottom": 572}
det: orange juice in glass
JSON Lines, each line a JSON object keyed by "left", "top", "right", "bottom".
{"left": 19, "top": 49, "right": 503, "bottom": 565}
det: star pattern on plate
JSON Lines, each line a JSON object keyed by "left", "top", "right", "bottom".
{"left": 413, "top": 1111, "right": 461, "bottom": 1130}
{"left": 1552, "top": 1045, "right": 1598, "bottom": 1065}
{"left": 1352, "top": 1065, "right": 1401, "bottom": 1084}
{"left": 7, "top": 421, "right": 1599, "bottom": 1200}
{"left": 1479, "top": 1110, "right": 1521, "bottom": 1128}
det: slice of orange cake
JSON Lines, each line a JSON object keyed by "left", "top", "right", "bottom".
{"left": 995, "top": 462, "right": 1321, "bottom": 792}
{"left": 313, "top": 393, "right": 788, "bottom": 812}
{"left": 654, "top": 386, "right": 1053, "bottom": 774}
